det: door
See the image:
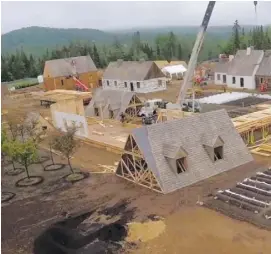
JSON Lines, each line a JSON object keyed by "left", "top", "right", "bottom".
{"left": 240, "top": 78, "right": 244, "bottom": 87}
{"left": 130, "top": 82, "right": 134, "bottom": 91}
{"left": 222, "top": 75, "right": 226, "bottom": 83}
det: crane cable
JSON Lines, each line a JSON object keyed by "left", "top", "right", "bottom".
{"left": 254, "top": 1, "right": 258, "bottom": 26}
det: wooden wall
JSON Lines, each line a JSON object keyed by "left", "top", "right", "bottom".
{"left": 44, "top": 71, "right": 100, "bottom": 91}
{"left": 50, "top": 98, "right": 85, "bottom": 128}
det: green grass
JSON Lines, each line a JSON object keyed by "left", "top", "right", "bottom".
{"left": 2, "top": 78, "right": 39, "bottom": 90}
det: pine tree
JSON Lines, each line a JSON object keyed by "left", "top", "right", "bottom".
{"left": 232, "top": 20, "right": 241, "bottom": 53}
{"left": 93, "top": 44, "right": 101, "bottom": 68}
{"left": 177, "top": 43, "right": 183, "bottom": 60}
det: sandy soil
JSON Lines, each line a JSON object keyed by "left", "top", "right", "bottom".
{"left": 135, "top": 207, "right": 271, "bottom": 254}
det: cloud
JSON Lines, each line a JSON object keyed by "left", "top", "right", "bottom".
{"left": 1, "top": 1, "right": 271, "bottom": 34}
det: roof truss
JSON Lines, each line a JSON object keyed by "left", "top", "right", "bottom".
{"left": 116, "top": 135, "right": 162, "bottom": 193}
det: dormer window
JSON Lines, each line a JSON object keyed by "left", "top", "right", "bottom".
{"left": 214, "top": 146, "right": 223, "bottom": 161}
{"left": 203, "top": 136, "right": 224, "bottom": 162}
{"left": 176, "top": 158, "right": 187, "bottom": 174}
{"left": 163, "top": 143, "right": 188, "bottom": 174}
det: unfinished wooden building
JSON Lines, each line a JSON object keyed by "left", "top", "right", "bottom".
{"left": 43, "top": 55, "right": 99, "bottom": 91}
{"left": 85, "top": 88, "right": 143, "bottom": 120}
{"left": 116, "top": 109, "right": 253, "bottom": 193}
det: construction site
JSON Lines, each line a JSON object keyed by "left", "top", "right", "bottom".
{"left": 2, "top": 2, "right": 271, "bottom": 254}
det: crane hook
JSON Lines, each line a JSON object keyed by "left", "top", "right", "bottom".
{"left": 254, "top": 1, "right": 257, "bottom": 12}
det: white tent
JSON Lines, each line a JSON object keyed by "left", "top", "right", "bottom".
{"left": 162, "top": 64, "right": 187, "bottom": 79}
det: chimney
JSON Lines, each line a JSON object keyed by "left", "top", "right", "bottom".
{"left": 246, "top": 47, "right": 251, "bottom": 55}
{"left": 229, "top": 55, "right": 234, "bottom": 62}
{"left": 70, "top": 59, "right": 77, "bottom": 75}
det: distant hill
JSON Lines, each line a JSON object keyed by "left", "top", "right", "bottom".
{"left": 0, "top": 25, "right": 261, "bottom": 56}
{"left": 1, "top": 26, "right": 116, "bottom": 55}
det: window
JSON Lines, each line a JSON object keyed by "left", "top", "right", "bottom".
{"left": 114, "top": 81, "right": 117, "bottom": 86}
{"left": 176, "top": 158, "right": 187, "bottom": 174}
{"left": 107, "top": 80, "right": 109, "bottom": 86}
{"left": 222, "top": 75, "right": 226, "bottom": 83}
{"left": 217, "top": 74, "right": 221, "bottom": 80}
{"left": 240, "top": 77, "right": 244, "bottom": 87}
{"left": 94, "top": 108, "right": 99, "bottom": 116}
{"left": 61, "top": 79, "right": 64, "bottom": 86}
{"left": 214, "top": 146, "right": 223, "bottom": 161}
{"left": 136, "top": 82, "right": 140, "bottom": 89}
{"left": 109, "top": 110, "right": 114, "bottom": 119}
{"left": 260, "top": 78, "right": 263, "bottom": 83}
{"left": 124, "top": 82, "right": 127, "bottom": 88}
{"left": 232, "top": 77, "right": 236, "bottom": 84}
{"left": 158, "top": 80, "right": 163, "bottom": 87}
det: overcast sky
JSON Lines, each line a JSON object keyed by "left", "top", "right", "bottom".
{"left": 2, "top": 1, "right": 271, "bottom": 34}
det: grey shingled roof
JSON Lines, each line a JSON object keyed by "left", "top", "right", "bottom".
{"left": 102, "top": 60, "right": 161, "bottom": 80}
{"left": 129, "top": 109, "right": 253, "bottom": 194}
{"left": 256, "top": 50, "right": 271, "bottom": 76}
{"left": 85, "top": 88, "right": 139, "bottom": 120}
{"left": 44, "top": 55, "right": 97, "bottom": 78}
{"left": 214, "top": 62, "right": 229, "bottom": 73}
{"left": 227, "top": 50, "right": 264, "bottom": 76}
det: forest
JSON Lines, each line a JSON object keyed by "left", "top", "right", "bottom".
{"left": 1, "top": 21, "right": 271, "bottom": 82}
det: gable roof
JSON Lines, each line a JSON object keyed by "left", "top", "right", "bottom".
{"left": 227, "top": 50, "right": 264, "bottom": 76}
{"left": 127, "top": 109, "right": 253, "bottom": 193}
{"left": 44, "top": 55, "right": 97, "bottom": 78}
{"left": 154, "top": 60, "right": 170, "bottom": 69}
{"left": 256, "top": 50, "right": 271, "bottom": 76}
{"left": 85, "top": 88, "right": 140, "bottom": 120}
{"left": 214, "top": 62, "right": 229, "bottom": 73}
{"left": 102, "top": 60, "right": 165, "bottom": 81}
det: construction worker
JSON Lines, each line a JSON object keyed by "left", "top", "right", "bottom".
{"left": 120, "top": 112, "right": 126, "bottom": 125}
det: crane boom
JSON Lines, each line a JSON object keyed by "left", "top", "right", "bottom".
{"left": 176, "top": 1, "right": 258, "bottom": 106}
{"left": 176, "top": 1, "right": 216, "bottom": 105}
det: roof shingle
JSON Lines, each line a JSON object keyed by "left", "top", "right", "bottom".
{"left": 129, "top": 109, "right": 253, "bottom": 193}
{"left": 256, "top": 50, "right": 271, "bottom": 76}
{"left": 102, "top": 60, "right": 164, "bottom": 81}
{"left": 44, "top": 55, "right": 97, "bottom": 78}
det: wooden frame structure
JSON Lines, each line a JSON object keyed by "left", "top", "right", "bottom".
{"left": 156, "top": 109, "right": 195, "bottom": 123}
{"left": 124, "top": 95, "right": 143, "bottom": 119}
{"left": 116, "top": 135, "right": 162, "bottom": 193}
{"left": 35, "top": 89, "right": 92, "bottom": 107}
{"left": 233, "top": 108, "right": 271, "bottom": 145}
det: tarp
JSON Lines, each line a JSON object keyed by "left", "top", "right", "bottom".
{"left": 162, "top": 64, "right": 187, "bottom": 75}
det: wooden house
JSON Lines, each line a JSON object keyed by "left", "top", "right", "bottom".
{"left": 43, "top": 55, "right": 99, "bottom": 91}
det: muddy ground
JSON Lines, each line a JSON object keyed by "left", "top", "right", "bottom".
{"left": 2, "top": 83, "right": 271, "bottom": 254}
{"left": 2, "top": 153, "right": 271, "bottom": 254}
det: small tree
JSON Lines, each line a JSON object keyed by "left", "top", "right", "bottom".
{"left": 2, "top": 136, "right": 19, "bottom": 172}
{"left": 1, "top": 128, "right": 8, "bottom": 162}
{"left": 13, "top": 139, "right": 38, "bottom": 179}
{"left": 52, "top": 124, "right": 78, "bottom": 174}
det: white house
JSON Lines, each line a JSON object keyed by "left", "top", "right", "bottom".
{"left": 102, "top": 60, "right": 167, "bottom": 93}
{"left": 214, "top": 47, "right": 264, "bottom": 90}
